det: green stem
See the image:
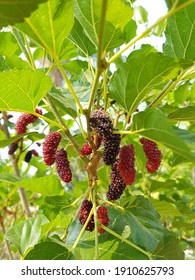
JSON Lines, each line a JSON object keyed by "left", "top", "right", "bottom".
{"left": 108, "top": 0, "right": 195, "bottom": 65}
{"left": 88, "top": 0, "right": 108, "bottom": 112}
{"left": 23, "top": 34, "right": 36, "bottom": 70}
{"left": 54, "top": 57, "right": 83, "bottom": 114}
{"left": 101, "top": 225, "right": 152, "bottom": 260}
{"left": 69, "top": 207, "right": 94, "bottom": 253}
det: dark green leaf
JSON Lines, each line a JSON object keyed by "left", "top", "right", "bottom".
{"left": 0, "top": 0, "right": 48, "bottom": 28}
{"left": 163, "top": 3, "right": 195, "bottom": 60}
{"left": 24, "top": 240, "right": 73, "bottom": 260}
{"left": 109, "top": 53, "right": 180, "bottom": 113}
{"left": 132, "top": 108, "right": 195, "bottom": 161}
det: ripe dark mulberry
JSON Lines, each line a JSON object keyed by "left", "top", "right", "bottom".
{"left": 90, "top": 109, "right": 113, "bottom": 137}
{"left": 43, "top": 132, "right": 62, "bottom": 166}
{"left": 103, "top": 132, "right": 121, "bottom": 165}
{"left": 55, "top": 148, "right": 72, "bottom": 183}
{"left": 79, "top": 200, "right": 94, "bottom": 231}
{"left": 24, "top": 151, "right": 32, "bottom": 163}
{"left": 8, "top": 142, "right": 18, "bottom": 155}
{"left": 118, "top": 144, "right": 136, "bottom": 185}
{"left": 106, "top": 160, "right": 126, "bottom": 201}
{"left": 15, "top": 108, "right": 42, "bottom": 134}
{"left": 97, "top": 206, "right": 109, "bottom": 234}
{"left": 140, "top": 137, "right": 162, "bottom": 173}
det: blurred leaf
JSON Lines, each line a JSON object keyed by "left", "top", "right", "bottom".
{"left": 19, "top": 175, "right": 63, "bottom": 196}
{"left": 163, "top": 3, "right": 195, "bottom": 60}
{"left": 149, "top": 198, "right": 182, "bottom": 217}
{"left": 0, "top": 0, "right": 48, "bottom": 28}
{"left": 132, "top": 108, "right": 195, "bottom": 161}
{"left": 124, "top": 20, "right": 137, "bottom": 43}
{"left": 0, "top": 132, "right": 44, "bottom": 148}
{"left": 0, "top": 69, "right": 52, "bottom": 112}
{"left": 0, "top": 32, "right": 20, "bottom": 56}
{"left": 136, "top": 6, "right": 148, "bottom": 23}
{"left": 168, "top": 106, "right": 195, "bottom": 123}
{"left": 24, "top": 240, "right": 74, "bottom": 260}
{"left": 5, "top": 214, "right": 49, "bottom": 255}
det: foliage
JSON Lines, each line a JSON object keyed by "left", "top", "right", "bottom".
{"left": 0, "top": 0, "right": 195, "bottom": 260}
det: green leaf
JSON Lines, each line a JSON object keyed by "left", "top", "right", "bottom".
{"left": 163, "top": 3, "right": 195, "bottom": 60}
{"left": 168, "top": 106, "right": 195, "bottom": 123}
{"left": 0, "top": 55, "right": 29, "bottom": 71}
{"left": 68, "top": 19, "right": 96, "bottom": 56}
{"left": 136, "top": 6, "right": 148, "bottom": 24}
{"left": 74, "top": 0, "right": 133, "bottom": 52}
{"left": 0, "top": 0, "right": 48, "bottom": 28}
{"left": 132, "top": 108, "right": 195, "bottom": 161}
{"left": 5, "top": 214, "right": 49, "bottom": 255}
{"left": 16, "top": 0, "right": 74, "bottom": 59}
{"left": 0, "top": 173, "right": 20, "bottom": 184}
{"left": 149, "top": 198, "right": 182, "bottom": 217}
{"left": 109, "top": 52, "right": 180, "bottom": 113}
{"left": 0, "top": 132, "right": 44, "bottom": 148}
{"left": 0, "top": 32, "right": 20, "bottom": 56}
{"left": 24, "top": 240, "right": 73, "bottom": 260}
{"left": 154, "top": 233, "right": 184, "bottom": 260}
{"left": 0, "top": 69, "right": 52, "bottom": 112}
{"left": 19, "top": 175, "right": 63, "bottom": 196}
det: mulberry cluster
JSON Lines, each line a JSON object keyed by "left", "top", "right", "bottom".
{"left": 55, "top": 148, "right": 72, "bottom": 183}
{"left": 106, "top": 160, "right": 126, "bottom": 201}
{"left": 90, "top": 109, "right": 121, "bottom": 165}
{"left": 97, "top": 206, "right": 109, "bottom": 234}
{"left": 140, "top": 137, "right": 162, "bottom": 173}
{"left": 42, "top": 132, "right": 62, "bottom": 166}
{"left": 118, "top": 144, "right": 136, "bottom": 185}
{"left": 79, "top": 200, "right": 94, "bottom": 232}
{"left": 16, "top": 108, "right": 42, "bottom": 134}
{"left": 102, "top": 133, "right": 121, "bottom": 166}
{"left": 90, "top": 109, "right": 113, "bottom": 137}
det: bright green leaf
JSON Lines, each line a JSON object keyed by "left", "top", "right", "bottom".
{"left": 74, "top": 0, "right": 133, "bottom": 52}
{"left": 132, "top": 108, "right": 195, "bottom": 161}
{"left": 109, "top": 52, "right": 180, "bottom": 114}
{"left": 0, "top": 69, "right": 52, "bottom": 112}
{"left": 149, "top": 198, "right": 182, "bottom": 217}
{"left": 16, "top": 0, "right": 74, "bottom": 59}
{"left": 0, "top": 0, "right": 48, "bottom": 28}
{"left": 0, "top": 32, "right": 20, "bottom": 56}
{"left": 5, "top": 214, "right": 49, "bottom": 255}
{"left": 0, "top": 132, "right": 44, "bottom": 148}
{"left": 163, "top": 3, "right": 195, "bottom": 60}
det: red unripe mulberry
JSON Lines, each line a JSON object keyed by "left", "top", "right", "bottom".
{"left": 140, "top": 137, "right": 162, "bottom": 173}
{"left": 79, "top": 200, "right": 94, "bottom": 231}
{"left": 118, "top": 144, "right": 136, "bottom": 185}
{"left": 15, "top": 108, "right": 42, "bottom": 134}
{"left": 97, "top": 206, "right": 109, "bottom": 234}
{"left": 55, "top": 149, "right": 72, "bottom": 183}
{"left": 81, "top": 142, "right": 92, "bottom": 156}
{"left": 43, "top": 132, "right": 62, "bottom": 165}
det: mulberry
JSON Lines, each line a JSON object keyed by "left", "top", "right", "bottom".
{"left": 103, "top": 132, "right": 121, "bottom": 165}
{"left": 24, "top": 151, "right": 32, "bottom": 163}
{"left": 97, "top": 206, "right": 109, "bottom": 234}
{"left": 8, "top": 142, "right": 18, "bottom": 155}
{"left": 43, "top": 132, "right": 61, "bottom": 166}
{"left": 16, "top": 108, "right": 42, "bottom": 134}
{"left": 55, "top": 148, "right": 72, "bottom": 183}
{"left": 106, "top": 161, "right": 126, "bottom": 201}
{"left": 81, "top": 142, "right": 92, "bottom": 156}
{"left": 90, "top": 109, "right": 113, "bottom": 137}
{"left": 118, "top": 144, "right": 136, "bottom": 185}
{"left": 140, "top": 137, "right": 162, "bottom": 173}
{"left": 79, "top": 200, "right": 94, "bottom": 231}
